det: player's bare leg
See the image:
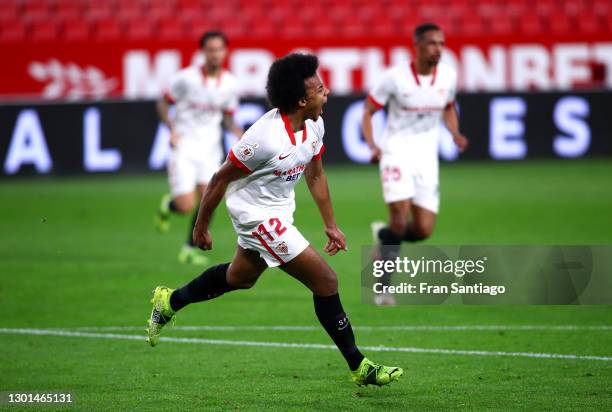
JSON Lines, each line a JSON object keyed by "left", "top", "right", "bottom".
{"left": 372, "top": 200, "right": 411, "bottom": 305}
{"left": 147, "top": 246, "right": 266, "bottom": 346}
{"left": 280, "top": 246, "right": 403, "bottom": 386}
{"left": 154, "top": 190, "right": 195, "bottom": 233}
{"left": 178, "top": 184, "right": 211, "bottom": 265}
{"left": 407, "top": 204, "right": 436, "bottom": 240}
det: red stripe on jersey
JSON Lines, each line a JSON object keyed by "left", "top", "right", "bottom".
{"left": 228, "top": 150, "right": 252, "bottom": 173}
{"left": 280, "top": 111, "right": 307, "bottom": 145}
{"left": 410, "top": 62, "right": 437, "bottom": 86}
{"left": 164, "top": 91, "right": 176, "bottom": 104}
{"left": 201, "top": 66, "right": 223, "bottom": 87}
{"left": 312, "top": 144, "right": 326, "bottom": 161}
{"left": 367, "top": 94, "right": 384, "bottom": 109}
{"left": 252, "top": 232, "right": 285, "bottom": 264}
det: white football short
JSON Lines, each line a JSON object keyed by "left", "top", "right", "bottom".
{"left": 167, "top": 138, "right": 223, "bottom": 197}
{"left": 379, "top": 153, "right": 440, "bottom": 213}
{"left": 231, "top": 214, "right": 310, "bottom": 267}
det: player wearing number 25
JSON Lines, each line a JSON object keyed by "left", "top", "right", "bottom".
{"left": 147, "top": 53, "right": 403, "bottom": 386}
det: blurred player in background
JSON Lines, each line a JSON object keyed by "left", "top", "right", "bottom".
{"left": 147, "top": 53, "right": 403, "bottom": 386}
{"left": 155, "top": 30, "right": 243, "bottom": 265}
{"left": 362, "top": 23, "right": 469, "bottom": 305}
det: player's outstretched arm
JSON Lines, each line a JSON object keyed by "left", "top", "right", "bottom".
{"left": 305, "top": 159, "right": 347, "bottom": 256}
{"left": 361, "top": 99, "right": 382, "bottom": 163}
{"left": 443, "top": 103, "right": 469, "bottom": 152}
{"left": 192, "top": 160, "right": 246, "bottom": 250}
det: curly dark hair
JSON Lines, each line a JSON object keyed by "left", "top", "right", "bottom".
{"left": 266, "top": 53, "right": 319, "bottom": 113}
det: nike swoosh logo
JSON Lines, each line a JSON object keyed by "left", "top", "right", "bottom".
{"left": 278, "top": 153, "right": 291, "bottom": 160}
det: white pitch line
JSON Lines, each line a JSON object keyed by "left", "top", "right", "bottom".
{"left": 1, "top": 328, "right": 611, "bottom": 362}
{"left": 62, "top": 325, "right": 612, "bottom": 332}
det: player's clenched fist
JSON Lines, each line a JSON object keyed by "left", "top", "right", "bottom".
{"left": 324, "top": 226, "right": 347, "bottom": 256}
{"left": 452, "top": 133, "right": 469, "bottom": 152}
{"left": 193, "top": 227, "right": 213, "bottom": 250}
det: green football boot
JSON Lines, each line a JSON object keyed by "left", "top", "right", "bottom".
{"left": 154, "top": 193, "right": 172, "bottom": 233}
{"left": 351, "top": 357, "right": 403, "bottom": 387}
{"left": 178, "top": 245, "right": 210, "bottom": 266}
{"left": 146, "top": 286, "right": 176, "bottom": 347}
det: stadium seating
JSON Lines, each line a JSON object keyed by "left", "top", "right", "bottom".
{"left": 1, "top": 0, "right": 611, "bottom": 43}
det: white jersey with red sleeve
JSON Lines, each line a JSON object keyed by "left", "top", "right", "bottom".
{"left": 368, "top": 62, "right": 457, "bottom": 157}
{"left": 223, "top": 108, "right": 325, "bottom": 267}
{"left": 164, "top": 65, "right": 239, "bottom": 147}
{"left": 226, "top": 108, "right": 325, "bottom": 224}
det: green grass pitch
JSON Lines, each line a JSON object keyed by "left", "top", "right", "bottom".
{"left": 1, "top": 159, "right": 611, "bottom": 410}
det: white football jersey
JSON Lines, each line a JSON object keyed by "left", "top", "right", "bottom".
{"left": 164, "top": 65, "right": 239, "bottom": 147}
{"left": 226, "top": 109, "right": 325, "bottom": 225}
{"left": 368, "top": 62, "right": 457, "bottom": 157}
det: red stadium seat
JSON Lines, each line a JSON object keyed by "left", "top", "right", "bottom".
{"left": 115, "top": 4, "right": 143, "bottom": 23}
{"left": 0, "top": 0, "right": 606, "bottom": 45}
{"left": 311, "top": 19, "right": 337, "bottom": 39}
{"left": 94, "top": 18, "right": 123, "bottom": 41}
{"left": 517, "top": 13, "right": 543, "bottom": 36}
{"left": 562, "top": 0, "right": 587, "bottom": 16}
{"left": 0, "top": 19, "right": 26, "bottom": 42}
{"left": 548, "top": 12, "right": 572, "bottom": 35}
{"left": 458, "top": 15, "right": 485, "bottom": 37}
{"left": 30, "top": 20, "right": 59, "bottom": 42}
{"left": 279, "top": 24, "right": 307, "bottom": 39}
{"left": 221, "top": 22, "right": 246, "bottom": 39}
{"left": 55, "top": 2, "right": 82, "bottom": 21}
{"left": 576, "top": 11, "right": 602, "bottom": 34}
{"left": 0, "top": 2, "right": 18, "bottom": 22}
{"left": 21, "top": 1, "right": 50, "bottom": 22}
{"left": 62, "top": 19, "right": 91, "bottom": 42}
{"left": 124, "top": 19, "right": 154, "bottom": 41}
{"left": 484, "top": 16, "right": 515, "bottom": 36}
{"left": 592, "top": 0, "right": 611, "bottom": 16}
{"left": 187, "top": 18, "right": 216, "bottom": 39}
{"left": 85, "top": 3, "right": 112, "bottom": 21}
{"left": 158, "top": 19, "right": 187, "bottom": 40}
{"left": 250, "top": 20, "right": 275, "bottom": 38}
{"left": 476, "top": 0, "right": 501, "bottom": 18}
{"left": 488, "top": 17, "right": 514, "bottom": 36}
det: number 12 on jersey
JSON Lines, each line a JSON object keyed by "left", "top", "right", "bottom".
{"left": 253, "top": 218, "right": 287, "bottom": 241}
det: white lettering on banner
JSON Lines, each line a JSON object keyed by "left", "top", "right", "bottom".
{"left": 83, "top": 108, "right": 122, "bottom": 171}
{"left": 462, "top": 46, "right": 506, "bottom": 91}
{"left": 28, "top": 59, "right": 118, "bottom": 100}
{"left": 342, "top": 100, "right": 386, "bottom": 164}
{"left": 553, "top": 97, "right": 590, "bottom": 158}
{"left": 319, "top": 48, "right": 362, "bottom": 94}
{"left": 4, "top": 110, "right": 52, "bottom": 174}
{"left": 511, "top": 45, "right": 551, "bottom": 90}
{"left": 363, "top": 47, "right": 411, "bottom": 91}
{"left": 113, "top": 43, "right": 612, "bottom": 98}
{"left": 123, "top": 50, "right": 181, "bottom": 99}
{"left": 593, "top": 44, "right": 612, "bottom": 88}
{"left": 554, "top": 44, "right": 591, "bottom": 88}
{"left": 490, "top": 97, "right": 527, "bottom": 159}
{"left": 230, "top": 50, "right": 274, "bottom": 96}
